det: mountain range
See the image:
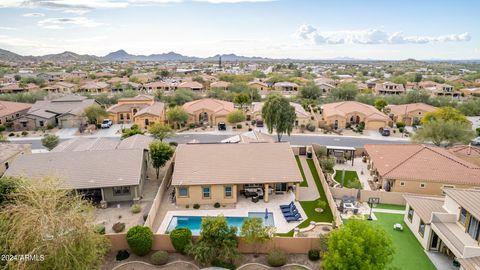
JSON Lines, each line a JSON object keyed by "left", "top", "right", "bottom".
{"left": 0, "top": 48, "right": 273, "bottom": 62}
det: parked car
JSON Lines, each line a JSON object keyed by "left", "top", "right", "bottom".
{"left": 472, "top": 137, "right": 480, "bottom": 146}
{"left": 217, "top": 122, "right": 226, "bottom": 131}
{"left": 379, "top": 127, "right": 390, "bottom": 136}
{"left": 100, "top": 119, "right": 113, "bottom": 129}
{"left": 256, "top": 120, "right": 264, "bottom": 127}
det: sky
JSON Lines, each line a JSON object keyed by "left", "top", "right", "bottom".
{"left": 0, "top": 0, "right": 479, "bottom": 60}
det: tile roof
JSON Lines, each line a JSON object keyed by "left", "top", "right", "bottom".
{"left": 365, "top": 144, "right": 480, "bottom": 185}
{"left": 182, "top": 98, "right": 234, "bottom": 116}
{"left": 5, "top": 149, "right": 145, "bottom": 189}
{"left": 107, "top": 103, "right": 149, "bottom": 114}
{"left": 178, "top": 81, "right": 203, "bottom": 89}
{"left": 0, "top": 143, "right": 31, "bottom": 163}
{"left": 404, "top": 195, "right": 445, "bottom": 223}
{"left": 28, "top": 96, "right": 97, "bottom": 118}
{"left": 448, "top": 145, "right": 480, "bottom": 166}
{"left": 0, "top": 101, "right": 32, "bottom": 118}
{"left": 457, "top": 256, "right": 480, "bottom": 270}
{"left": 386, "top": 103, "right": 437, "bottom": 116}
{"left": 444, "top": 188, "right": 480, "bottom": 220}
{"left": 52, "top": 135, "right": 153, "bottom": 152}
{"left": 210, "top": 81, "right": 231, "bottom": 88}
{"left": 321, "top": 101, "right": 390, "bottom": 122}
{"left": 117, "top": 134, "right": 154, "bottom": 150}
{"left": 171, "top": 142, "right": 303, "bottom": 186}
{"left": 134, "top": 102, "right": 165, "bottom": 117}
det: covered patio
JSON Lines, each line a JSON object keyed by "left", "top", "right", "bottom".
{"left": 326, "top": 145, "right": 356, "bottom": 165}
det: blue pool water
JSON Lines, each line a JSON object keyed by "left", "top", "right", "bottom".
{"left": 166, "top": 212, "right": 274, "bottom": 235}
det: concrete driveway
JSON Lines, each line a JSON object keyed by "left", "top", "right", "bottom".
{"left": 55, "top": 127, "right": 78, "bottom": 138}
{"left": 95, "top": 123, "right": 131, "bottom": 137}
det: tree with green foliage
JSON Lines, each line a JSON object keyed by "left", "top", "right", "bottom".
{"left": 328, "top": 83, "right": 358, "bottom": 101}
{"left": 0, "top": 176, "right": 19, "bottom": 205}
{"left": 374, "top": 99, "right": 388, "bottom": 111}
{"left": 126, "top": 226, "right": 154, "bottom": 256}
{"left": 262, "top": 94, "right": 296, "bottom": 142}
{"left": 188, "top": 216, "right": 239, "bottom": 266}
{"left": 83, "top": 105, "right": 108, "bottom": 125}
{"left": 158, "top": 70, "right": 170, "bottom": 78}
{"left": 148, "top": 123, "right": 175, "bottom": 142}
{"left": 149, "top": 141, "right": 174, "bottom": 179}
{"left": 41, "top": 134, "right": 60, "bottom": 151}
{"left": 414, "top": 73, "right": 423, "bottom": 83}
{"left": 0, "top": 178, "right": 110, "bottom": 270}
{"left": 422, "top": 106, "right": 469, "bottom": 124}
{"left": 299, "top": 82, "right": 322, "bottom": 100}
{"left": 413, "top": 119, "right": 475, "bottom": 147}
{"left": 164, "top": 89, "right": 197, "bottom": 106}
{"left": 240, "top": 218, "right": 275, "bottom": 257}
{"left": 323, "top": 220, "right": 394, "bottom": 270}
{"left": 207, "top": 88, "right": 233, "bottom": 101}
{"left": 457, "top": 98, "right": 480, "bottom": 116}
{"left": 169, "top": 228, "right": 192, "bottom": 254}
{"left": 233, "top": 92, "right": 250, "bottom": 108}
{"left": 227, "top": 110, "right": 246, "bottom": 125}
{"left": 121, "top": 124, "right": 144, "bottom": 139}
{"left": 166, "top": 106, "right": 189, "bottom": 129}
{"left": 406, "top": 89, "right": 431, "bottom": 104}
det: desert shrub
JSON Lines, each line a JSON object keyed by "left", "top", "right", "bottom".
{"left": 170, "top": 227, "right": 192, "bottom": 254}
{"left": 193, "top": 203, "right": 200, "bottom": 209}
{"left": 0, "top": 124, "right": 5, "bottom": 132}
{"left": 116, "top": 250, "right": 130, "bottom": 261}
{"left": 308, "top": 249, "right": 320, "bottom": 261}
{"left": 169, "top": 141, "right": 178, "bottom": 146}
{"left": 267, "top": 248, "right": 287, "bottom": 267}
{"left": 131, "top": 203, "right": 141, "bottom": 214}
{"left": 150, "top": 251, "right": 169, "bottom": 265}
{"left": 126, "top": 226, "right": 154, "bottom": 256}
{"left": 94, "top": 224, "right": 106, "bottom": 235}
{"left": 8, "top": 132, "right": 14, "bottom": 137}
{"left": 396, "top": 122, "right": 406, "bottom": 129}
{"left": 112, "top": 222, "right": 126, "bottom": 233}
{"left": 21, "top": 131, "right": 28, "bottom": 136}
{"left": 236, "top": 124, "right": 242, "bottom": 129}
{"left": 189, "top": 123, "right": 196, "bottom": 129}
{"left": 46, "top": 123, "right": 55, "bottom": 130}
{"left": 214, "top": 202, "right": 221, "bottom": 208}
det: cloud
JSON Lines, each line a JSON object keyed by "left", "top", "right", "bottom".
{"left": 38, "top": 17, "right": 101, "bottom": 29}
{"left": 194, "top": 0, "right": 275, "bottom": 3}
{"left": 23, "top": 12, "right": 45, "bottom": 16}
{"left": 294, "top": 24, "right": 471, "bottom": 45}
{"left": 0, "top": 26, "right": 16, "bottom": 30}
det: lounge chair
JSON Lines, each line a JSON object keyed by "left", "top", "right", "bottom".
{"left": 280, "top": 201, "right": 295, "bottom": 209}
{"left": 281, "top": 205, "right": 297, "bottom": 213}
{"left": 283, "top": 209, "right": 298, "bottom": 217}
{"left": 285, "top": 213, "right": 302, "bottom": 222}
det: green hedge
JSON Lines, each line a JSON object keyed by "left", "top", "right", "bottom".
{"left": 126, "top": 226, "right": 153, "bottom": 256}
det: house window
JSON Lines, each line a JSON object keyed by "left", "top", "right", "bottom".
{"left": 22, "top": 122, "right": 27, "bottom": 128}
{"left": 178, "top": 187, "right": 188, "bottom": 197}
{"left": 39, "top": 121, "right": 44, "bottom": 127}
{"left": 459, "top": 208, "right": 467, "bottom": 226}
{"left": 202, "top": 186, "right": 211, "bottom": 199}
{"left": 113, "top": 186, "right": 131, "bottom": 196}
{"left": 145, "top": 119, "right": 149, "bottom": 126}
{"left": 400, "top": 181, "right": 406, "bottom": 187}
{"left": 418, "top": 220, "right": 426, "bottom": 237}
{"left": 420, "top": 183, "right": 426, "bottom": 188}
{"left": 408, "top": 207, "right": 414, "bottom": 222}
{"left": 120, "top": 114, "right": 124, "bottom": 120}
{"left": 224, "top": 186, "right": 232, "bottom": 198}
{"left": 4, "top": 162, "right": 9, "bottom": 170}
{"left": 467, "top": 216, "right": 480, "bottom": 241}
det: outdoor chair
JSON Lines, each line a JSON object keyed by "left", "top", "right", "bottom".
{"left": 280, "top": 201, "right": 295, "bottom": 209}
{"left": 281, "top": 204, "right": 297, "bottom": 213}
{"left": 283, "top": 210, "right": 298, "bottom": 218}
{"left": 285, "top": 213, "right": 302, "bottom": 222}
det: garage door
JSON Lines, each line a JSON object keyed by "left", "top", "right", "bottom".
{"left": 366, "top": 121, "right": 387, "bottom": 130}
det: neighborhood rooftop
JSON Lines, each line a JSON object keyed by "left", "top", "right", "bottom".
{"left": 365, "top": 144, "right": 480, "bottom": 185}
{"left": 171, "top": 142, "right": 303, "bottom": 186}
{"left": 4, "top": 149, "right": 145, "bottom": 189}
{"left": 443, "top": 188, "right": 480, "bottom": 220}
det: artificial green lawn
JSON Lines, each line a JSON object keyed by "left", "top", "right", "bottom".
{"left": 277, "top": 159, "right": 333, "bottom": 236}
{"left": 334, "top": 170, "right": 361, "bottom": 189}
{"left": 373, "top": 213, "right": 436, "bottom": 270}
{"left": 295, "top": 156, "right": 308, "bottom": 187}
{"left": 375, "top": 203, "right": 407, "bottom": 211}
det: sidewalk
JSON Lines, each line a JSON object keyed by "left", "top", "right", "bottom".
{"left": 298, "top": 156, "right": 320, "bottom": 201}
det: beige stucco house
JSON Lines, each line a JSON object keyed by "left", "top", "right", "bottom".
{"left": 250, "top": 102, "right": 312, "bottom": 127}
{"left": 374, "top": 82, "right": 405, "bottom": 95}
{"left": 404, "top": 189, "right": 480, "bottom": 269}
{"left": 0, "top": 100, "right": 31, "bottom": 129}
{"left": 386, "top": 103, "right": 437, "bottom": 126}
{"left": 182, "top": 98, "right": 235, "bottom": 126}
{"left": 321, "top": 101, "right": 391, "bottom": 130}
{"left": 107, "top": 94, "right": 165, "bottom": 128}
{"left": 171, "top": 143, "right": 303, "bottom": 206}
{"left": 248, "top": 81, "right": 269, "bottom": 91}
{"left": 0, "top": 144, "right": 31, "bottom": 176}
{"left": 365, "top": 144, "right": 480, "bottom": 195}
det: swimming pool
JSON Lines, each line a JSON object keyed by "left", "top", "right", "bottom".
{"left": 166, "top": 212, "right": 274, "bottom": 235}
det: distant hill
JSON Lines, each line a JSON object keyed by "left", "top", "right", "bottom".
{"left": 0, "top": 48, "right": 28, "bottom": 62}
{"left": 104, "top": 50, "right": 199, "bottom": 61}
{"left": 41, "top": 51, "right": 101, "bottom": 62}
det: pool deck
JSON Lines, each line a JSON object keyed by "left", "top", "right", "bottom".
{"left": 157, "top": 192, "right": 306, "bottom": 234}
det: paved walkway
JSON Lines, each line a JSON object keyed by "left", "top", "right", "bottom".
{"left": 426, "top": 251, "right": 459, "bottom": 270}
{"left": 371, "top": 208, "right": 405, "bottom": 214}
{"left": 333, "top": 157, "right": 372, "bottom": 190}
{"left": 298, "top": 156, "right": 320, "bottom": 201}
{"left": 55, "top": 127, "right": 78, "bottom": 137}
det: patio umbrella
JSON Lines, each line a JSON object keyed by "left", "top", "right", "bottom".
{"left": 265, "top": 208, "right": 268, "bottom": 219}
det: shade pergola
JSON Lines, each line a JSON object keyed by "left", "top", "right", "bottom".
{"left": 326, "top": 145, "right": 356, "bottom": 166}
